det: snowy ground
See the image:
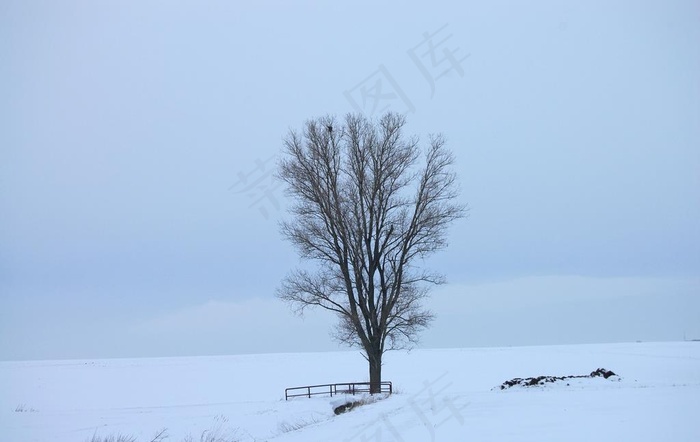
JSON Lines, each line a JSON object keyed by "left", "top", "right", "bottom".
{"left": 1, "top": 342, "right": 699, "bottom": 441}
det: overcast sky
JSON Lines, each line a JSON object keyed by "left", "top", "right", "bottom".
{"left": 1, "top": 0, "right": 698, "bottom": 361}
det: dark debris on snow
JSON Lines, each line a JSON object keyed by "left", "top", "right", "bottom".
{"left": 499, "top": 368, "right": 618, "bottom": 390}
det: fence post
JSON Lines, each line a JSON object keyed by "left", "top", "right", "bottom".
{"left": 308, "top": 387, "right": 311, "bottom": 398}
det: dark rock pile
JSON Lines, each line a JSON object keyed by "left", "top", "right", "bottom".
{"left": 499, "top": 368, "right": 618, "bottom": 390}
{"left": 589, "top": 368, "right": 617, "bottom": 379}
{"left": 334, "top": 400, "right": 362, "bottom": 415}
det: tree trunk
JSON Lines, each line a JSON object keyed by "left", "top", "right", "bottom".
{"left": 368, "top": 347, "right": 382, "bottom": 394}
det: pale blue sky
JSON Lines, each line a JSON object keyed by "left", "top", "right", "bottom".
{"left": 1, "top": 0, "right": 698, "bottom": 360}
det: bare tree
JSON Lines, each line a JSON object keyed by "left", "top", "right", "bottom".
{"left": 277, "top": 112, "right": 465, "bottom": 392}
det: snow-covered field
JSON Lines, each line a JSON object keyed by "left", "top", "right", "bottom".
{"left": 1, "top": 342, "right": 698, "bottom": 441}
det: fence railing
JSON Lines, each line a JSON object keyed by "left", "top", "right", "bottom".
{"left": 285, "top": 381, "right": 392, "bottom": 400}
